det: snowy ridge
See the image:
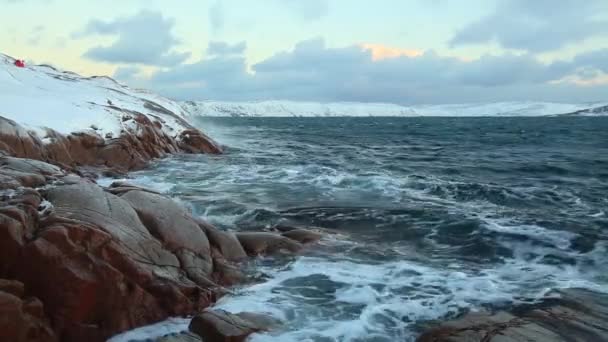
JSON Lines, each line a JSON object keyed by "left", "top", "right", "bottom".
{"left": 181, "top": 100, "right": 608, "bottom": 118}
{"left": 0, "top": 53, "right": 193, "bottom": 141}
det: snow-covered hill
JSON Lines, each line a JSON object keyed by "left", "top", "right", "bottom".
{"left": 181, "top": 100, "right": 608, "bottom": 118}
{"left": 0, "top": 53, "right": 193, "bottom": 141}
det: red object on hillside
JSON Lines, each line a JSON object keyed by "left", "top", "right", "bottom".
{"left": 14, "top": 59, "right": 25, "bottom": 68}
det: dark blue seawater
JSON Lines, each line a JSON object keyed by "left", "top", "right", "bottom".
{"left": 111, "top": 117, "right": 608, "bottom": 342}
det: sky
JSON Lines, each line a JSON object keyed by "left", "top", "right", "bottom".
{"left": 1, "top": 0, "right": 608, "bottom": 104}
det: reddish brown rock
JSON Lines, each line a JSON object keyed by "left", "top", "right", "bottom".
{"left": 189, "top": 310, "right": 279, "bottom": 342}
{"left": 199, "top": 221, "right": 247, "bottom": 262}
{"left": 417, "top": 288, "right": 608, "bottom": 342}
{"left": 236, "top": 232, "right": 303, "bottom": 256}
{"left": 0, "top": 109, "right": 259, "bottom": 342}
{"left": 10, "top": 181, "right": 215, "bottom": 341}
{"left": 210, "top": 249, "right": 247, "bottom": 286}
{"left": 1, "top": 114, "right": 221, "bottom": 174}
{"left": 178, "top": 129, "right": 223, "bottom": 154}
{"left": 118, "top": 189, "right": 214, "bottom": 286}
{"left": 0, "top": 280, "right": 57, "bottom": 342}
{"left": 0, "top": 279, "right": 24, "bottom": 297}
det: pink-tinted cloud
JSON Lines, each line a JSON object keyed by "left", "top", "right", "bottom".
{"left": 361, "top": 43, "right": 422, "bottom": 61}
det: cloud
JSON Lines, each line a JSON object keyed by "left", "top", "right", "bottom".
{"left": 207, "top": 41, "right": 247, "bottom": 56}
{"left": 361, "top": 43, "right": 422, "bottom": 61}
{"left": 129, "top": 39, "right": 608, "bottom": 104}
{"left": 75, "top": 10, "right": 189, "bottom": 66}
{"left": 450, "top": 0, "right": 608, "bottom": 52}
{"left": 27, "top": 25, "right": 45, "bottom": 46}
{"left": 278, "top": 0, "right": 329, "bottom": 21}
{"left": 113, "top": 66, "right": 142, "bottom": 82}
{"left": 209, "top": 1, "right": 224, "bottom": 33}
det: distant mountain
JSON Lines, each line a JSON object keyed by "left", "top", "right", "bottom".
{"left": 181, "top": 100, "right": 608, "bottom": 118}
{"left": 558, "top": 104, "right": 608, "bottom": 116}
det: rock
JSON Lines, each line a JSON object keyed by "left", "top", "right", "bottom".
{"left": 236, "top": 232, "right": 303, "bottom": 256}
{"left": 235, "top": 312, "right": 281, "bottom": 330}
{"left": 199, "top": 220, "right": 247, "bottom": 262}
{"left": 45, "top": 182, "right": 181, "bottom": 270}
{"left": 0, "top": 279, "right": 24, "bottom": 297}
{"left": 106, "top": 181, "right": 162, "bottom": 196}
{"left": 189, "top": 310, "right": 278, "bottom": 342}
{"left": 0, "top": 167, "right": 46, "bottom": 188}
{"left": 119, "top": 190, "right": 214, "bottom": 286}
{"left": 0, "top": 103, "right": 226, "bottom": 341}
{"left": 417, "top": 288, "right": 608, "bottom": 342}
{"left": 156, "top": 332, "right": 202, "bottom": 342}
{"left": 210, "top": 250, "right": 247, "bottom": 286}
{"left": 178, "top": 129, "right": 223, "bottom": 155}
{"left": 1, "top": 115, "right": 221, "bottom": 173}
{"left": 0, "top": 280, "right": 57, "bottom": 342}
{"left": 281, "top": 229, "right": 322, "bottom": 244}
{"left": 13, "top": 181, "right": 214, "bottom": 341}
{"left": 0, "top": 156, "right": 64, "bottom": 177}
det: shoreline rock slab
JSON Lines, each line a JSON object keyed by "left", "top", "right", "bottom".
{"left": 236, "top": 232, "right": 303, "bottom": 256}
{"left": 0, "top": 279, "right": 57, "bottom": 342}
{"left": 189, "top": 310, "right": 280, "bottom": 342}
{"left": 417, "top": 288, "right": 608, "bottom": 342}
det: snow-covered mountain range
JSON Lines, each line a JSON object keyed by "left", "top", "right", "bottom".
{"left": 181, "top": 100, "right": 608, "bottom": 118}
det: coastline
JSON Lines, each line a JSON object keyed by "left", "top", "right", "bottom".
{"left": 0, "top": 114, "right": 321, "bottom": 341}
{"left": 0, "top": 55, "right": 320, "bottom": 341}
{"left": 2, "top": 56, "right": 607, "bottom": 342}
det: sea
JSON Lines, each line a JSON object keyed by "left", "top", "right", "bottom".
{"left": 109, "top": 116, "right": 608, "bottom": 342}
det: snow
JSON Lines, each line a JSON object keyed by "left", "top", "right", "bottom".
{"left": 182, "top": 100, "right": 608, "bottom": 118}
{"left": 0, "top": 53, "right": 191, "bottom": 141}
{"left": 2, "top": 52, "right": 605, "bottom": 138}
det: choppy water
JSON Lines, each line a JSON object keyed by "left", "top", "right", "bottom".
{"left": 110, "top": 117, "right": 608, "bottom": 342}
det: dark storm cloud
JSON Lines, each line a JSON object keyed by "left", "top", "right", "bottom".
{"left": 75, "top": 10, "right": 189, "bottom": 67}
{"left": 450, "top": 0, "right": 608, "bottom": 52}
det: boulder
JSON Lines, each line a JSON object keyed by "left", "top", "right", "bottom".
{"left": 13, "top": 181, "right": 215, "bottom": 341}
{"left": 119, "top": 190, "right": 210, "bottom": 254}
{"left": 0, "top": 279, "right": 24, "bottom": 297}
{"left": 178, "top": 129, "right": 223, "bottom": 154}
{"left": 0, "top": 280, "right": 57, "bottom": 342}
{"left": 199, "top": 221, "right": 247, "bottom": 262}
{"left": 0, "top": 156, "right": 64, "bottom": 177}
{"left": 281, "top": 229, "right": 322, "bottom": 244}
{"left": 119, "top": 190, "right": 214, "bottom": 285}
{"left": 236, "top": 232, "right": 303, "bottom": 256}
{"left": 417, "top": 288, "right": 608, "bottom": 342}
{"left": 45, "top": 182, "right": 181, "bottom": 270}
{"left": 210, "top": 249, "right": 247, "bottom": 286}
{"left": 189, "top": 310, "right": 278, "bottom": 342}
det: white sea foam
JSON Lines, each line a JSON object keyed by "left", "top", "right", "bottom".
{"left": 482, "top": 218, "right": 577, "bottom": 250}
{"left": 96, "top": 175, "right": 176, "bottom": 193}
{"left": 213, "top": 244, "right": 605, "bottom": 342}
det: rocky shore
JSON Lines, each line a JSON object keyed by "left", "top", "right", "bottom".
{"left": 0, "top": 114, "right": 322, "bottom": 341}
{"left": 417, "top": 288, "right": 608, "bottom": 342}
{"left": 2, "top": 55, "right": 607, "bottom": 342}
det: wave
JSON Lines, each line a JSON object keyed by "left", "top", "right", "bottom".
{"left": 215, "top": 240, "right": 606, "bottom": 342}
